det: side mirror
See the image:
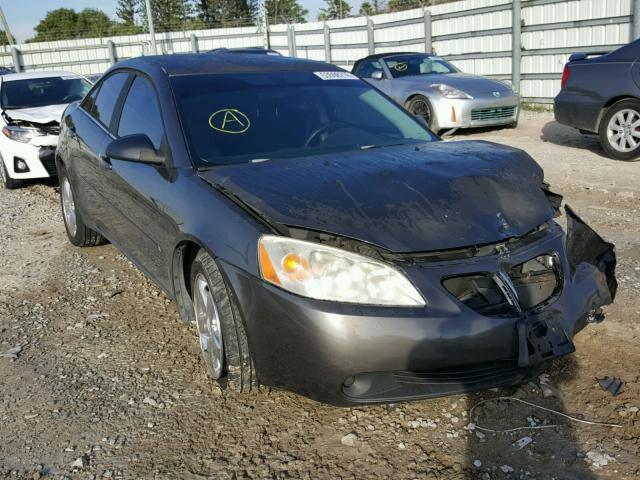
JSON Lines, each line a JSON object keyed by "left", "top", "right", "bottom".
{"left": 105, "top": 134, "right": 164, "bottom": 165}
{"left": 371, "top": 71, "right": 384, "bottom": 80}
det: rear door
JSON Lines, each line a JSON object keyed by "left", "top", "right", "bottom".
{"left": 71, "top": 71, "right": 131, "bottom": 233}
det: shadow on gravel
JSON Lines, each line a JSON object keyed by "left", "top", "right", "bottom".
{"left": 463, "top": 356, "right": 597, "bottom": 479}
{"left": 540, "top": 121, "right": 611, "bottom": 160}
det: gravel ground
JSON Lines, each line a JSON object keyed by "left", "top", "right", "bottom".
{"left": 1, "top": 111, "right": 639, "bottom": 479}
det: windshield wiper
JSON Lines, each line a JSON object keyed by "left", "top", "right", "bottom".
{"left": 360, "top": 142, "right": 412, "bottom": 150}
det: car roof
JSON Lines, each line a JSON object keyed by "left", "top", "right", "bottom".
{"left": 0, "top": 70, "right": 83, "bottom": 82}
{"left": 116, "top": 53, "right": 341, "bottom": 77}
{"left": 208, "top": 47, "right": 282, "bottom": 55}
{"left": 351, "top": 52, "right": 429, "bottom": 72}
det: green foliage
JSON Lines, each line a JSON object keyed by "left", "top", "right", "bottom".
{"left": 138, "top": 0, "right": 193, "bottom": 32}
{"left": 76, "top": 9, "right": 113, "bottom": 38}
{"left": 266, "top": 0, "right": 308, "bottom": 24}
{"left": 0, "top": 31, "right": 9, "bottom": 46}
{"left": 32, "top": 8, "right": 78, "bottom": 41}
{"left": 194, "top": 0, "right": 252, "bottom": 27}
{"left": 359, "top": 0, "right": 386, "bottom": 15}
{"left": 317, "top": 0, "right": 352, "bottom": 20}
{"left": 116, "top": 0, "right": 138, "bottom": 25}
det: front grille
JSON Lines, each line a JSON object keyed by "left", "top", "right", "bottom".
{"left": 40, "top": 123, "right": 60, "bottom": 135}
{"left": 471, "top": 106, "right": 516, "bottom": 121}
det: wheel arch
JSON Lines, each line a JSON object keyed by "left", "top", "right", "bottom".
{"left": 171, "top": 236, "right": 211, "bottom": 323}
{"left": 596, "top": 95, "right": 640, "bottom": 132}
{"left": 403, "top": 92, "right": 439, "bottom": 131}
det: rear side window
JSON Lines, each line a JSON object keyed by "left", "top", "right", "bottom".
{"left": 117, "top": 76, "right": 164, "bottom": 150}
{"left": 89, "top": 72, "right": 129, "bottom": 128}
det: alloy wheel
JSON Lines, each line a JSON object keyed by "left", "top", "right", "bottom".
{"left": 606, "top": 108, "right": 640, "bottom": 153}
{"left": 193, "top": 272, "right": 224, "bottom": 378}
{"left": 410, "top": 99, "right": 431, "bottom": 125}
{"left": 61, "top": 177, "right": 77, "bottom": 237}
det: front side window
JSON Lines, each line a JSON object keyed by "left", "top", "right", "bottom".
{"left": 384, "top": 54, "right": 459, "bottom": 78}
{"left": 90, "top": 72, "right": 130, "bottom": 127}
{"left": 171, "top": 72, "right": 435, "bottom": 166}
{"left": 117, "top": 76, "right": 164, "bottom": 150}
{"left": 1, "top": 76, "right": 91, "bottom": 109}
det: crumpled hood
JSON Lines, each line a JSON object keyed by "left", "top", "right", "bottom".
{"left": 4, "top": 103, "right": 67, "bottom": 124}
{"left": 199, "top": 140, "right": 553, "bottom": 253}
{"left": 397, "top": 73, "right": 512, "bottom": 96}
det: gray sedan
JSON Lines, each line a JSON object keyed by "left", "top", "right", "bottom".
{"left": 352, "top": 52, "right": 520, "bottom": 133}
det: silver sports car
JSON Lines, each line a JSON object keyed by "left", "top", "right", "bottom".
{"left": 352, "top": 52, "right": 520, "bottom": 133}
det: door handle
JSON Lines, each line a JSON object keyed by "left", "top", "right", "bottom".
{"left": 99, "top": 155, "right": 112, "bottom": 171}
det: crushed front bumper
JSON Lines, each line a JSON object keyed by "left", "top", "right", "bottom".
{"left": 221, "top": 207, "right": 616, "bottom": 406}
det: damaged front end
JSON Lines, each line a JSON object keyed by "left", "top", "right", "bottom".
{"left": 285, "top": 198, "right": 617, "bottom": 403}
{"left": 2, "top": 114, "right": 61, "bottom": 176}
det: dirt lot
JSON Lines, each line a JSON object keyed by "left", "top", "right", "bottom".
{"left": 1, "top": 111, "right": 639, "bottom": 480}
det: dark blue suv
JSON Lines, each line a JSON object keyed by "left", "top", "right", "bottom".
{"left": 555, "top": 39, "right": 640, "bottom": 160}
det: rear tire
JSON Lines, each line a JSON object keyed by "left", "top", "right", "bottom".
{"left": 599, "top": 99, "right": 640, "bottom": 161}
{"left": 59, "top": 166, "right": 105, "bottom": 247}
{"left": 405, "top": 95, "right": 436, "bottom": 131}
{"left": 190, "top": 250, "right": 258, "bottom": 392}
{"left": 0, "top": 155, "right": 23, "bottom": 189}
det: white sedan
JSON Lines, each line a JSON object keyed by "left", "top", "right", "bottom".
{"left": 0, "top": 71, "right": 92, "bottom": 189}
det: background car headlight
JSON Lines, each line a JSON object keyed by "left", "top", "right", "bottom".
{"left": 258, "top": 235, "right": 425, "bottom": 307}
{"left": 2, "top": 126, "right": 42, "bottom": 143}
{"left": 431, "top": 84, "right": 473, "bottom": 99}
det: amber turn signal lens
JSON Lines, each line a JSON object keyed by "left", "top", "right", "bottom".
{"left": 259, "top": 243, "right": 281, "bottom": 285}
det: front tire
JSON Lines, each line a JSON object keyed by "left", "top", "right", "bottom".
{"left": 599, "top": 99, "right": 640, "bottom": 161}
{"left": 405, "top": 95, "right": 436, "bottom": 131}
{"left": 0, "top": 155, "right": 22, "bottom": 189}
{"left": 190, "top": 250, "right": 258, "bottom": 392}
{"left": 59, "top": 166, "right": 105, "bottom": 247}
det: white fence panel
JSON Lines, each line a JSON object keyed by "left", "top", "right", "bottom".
{"left": 1, "top": 0, "right": 636, "bottom": 102}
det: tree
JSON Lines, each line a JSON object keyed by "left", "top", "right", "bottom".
{"left": 32, "top": 8, "right": 79, "bottom": 41}
{"left": 317, "top": 0, "right": 351, "bottom": 20}
{"left": 194, "top": 0, "right": 252, "bottom": 27}
{"left": 139, "top": 0, "right": 193, "bottom": 31}
{"left": 116, "top": 0, "right": 138, "bottom": 25}
{"left": 76, "top": 9, "right": 113, "bottom": 38}
{"left": 266, "top": 0, "right": 308, "bottom": 24}
{"left": 359, "top": 0, "right": 386, "bottom": 15}
{"left": 0, "top": 31, "right": 9, "bottom": 46}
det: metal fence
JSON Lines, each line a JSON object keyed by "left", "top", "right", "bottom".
{"left": 1, "top": 0, "right": 638, "bottom": 102}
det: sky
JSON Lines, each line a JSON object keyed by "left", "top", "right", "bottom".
{"left": 2, "top": 0, "right": 356, "bottom": 43}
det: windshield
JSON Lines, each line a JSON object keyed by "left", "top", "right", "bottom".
{"left": 384, "top": 55, "right": 459, "bottom": 78}
{"left": 1, "top": 76, "right": 92, "bottom": 109}
{"left": 170, "top": 72, "right": 436, "bottom": 166}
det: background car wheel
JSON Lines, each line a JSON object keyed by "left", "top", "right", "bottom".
{"left": 405, "top": 95, "right": 436, "bottom": 131}
{"left": 599, "top": 99, "right": 640, "bottom": 161}
{"left": 59, "top": 166, "right": 105, "bottom": 247}
{"left": 190, "top": 250, "right": 258, "bottom": 392}
{"left": 0, "top": 155, "right": 23, "bottom": 189}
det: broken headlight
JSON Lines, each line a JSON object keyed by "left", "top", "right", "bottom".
{"left": 258, "top": 235, "right": 425, "bottom": 307}
{"left": 2, "top": 125, "right": 42, "bottom": 143}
